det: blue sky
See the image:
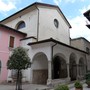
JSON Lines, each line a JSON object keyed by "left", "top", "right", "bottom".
{"left": 0, "top": 0, "right": 90, "bottom": 41}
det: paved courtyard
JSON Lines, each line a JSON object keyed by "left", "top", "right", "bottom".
{"left": 0, "top": 84, "right": 49, "bottom": 90}
{"left": 0, "top": 83, "right": 90, "bottom": 90}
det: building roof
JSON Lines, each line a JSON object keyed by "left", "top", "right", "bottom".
{"left": 0, "top": 24, "right": 27, "bottom": 36}
{"left": 0, "top": 2, "right": 71, "bottom": 28}
{"left": 83, "top": 9, "right": 90, "bottom": 21}
{"left": 28, "top": 38, "right": 87, "bottom": 54}
{"left": 83, "top": 10, "right": 90, "bottom": 29}
{"left": 20, "top": 36, "right": 37, "bottom": 41}
{"left": 71, "top": 37, "right": 90, "bottom": 43}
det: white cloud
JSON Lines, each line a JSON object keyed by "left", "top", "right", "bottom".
{"left": 0, "top": 0, "right": 23, "bottom": 13}
{"left": 79, "top": 5, "right": 90, "bottom": 14}
{"left": 66, "top": 0, "right": 85, "bottom": 2}
{"left": 69, "top": 15, "right": 90, "bottom": 41}
{"left": 65, "top": 0, "right": 75, "bottom": 3}
{"left": 67, "top": 4, "right": 90, "bottom": 41}
{"left": 37, "top": 0, "right": 43, "bottom": 2}
{"left": 81, "top": 0, "right": 85, "bottom": 1}
{"left": 53, "top": 0, "right": 61, "bottom": 5}
{"left": 53, "top": 0, "right": 86, "bottom": 5}
{"left": 0, "top": 0, "right": 16, "bottom": 12}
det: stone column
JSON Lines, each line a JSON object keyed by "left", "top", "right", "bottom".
{"left": 47, "top": 61, "right": 52, "bottom": 85}
{"left": 67, "top": 63, "right": 70, "bottom": 81}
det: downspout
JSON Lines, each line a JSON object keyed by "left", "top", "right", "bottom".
{"left": 35, "top": 5, "right": 39, "bottom": 42}
{"left": 51, "top": 43, "right": 57, "bottom": 79}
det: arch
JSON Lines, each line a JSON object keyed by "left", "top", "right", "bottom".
{"left": 79, "top": 57, "right": 86, "bottom": 76}
{"left": 54, "top": 53, "right": 66, "bottom": 60}
{"left": 69, "top": 53, "right": 77, "bottom": 81}
{"left": 53, "top": 53, "right": 67, "bottom": 79}
{"left": 0, "top": 61, "right": 1, "bottom": 74}
{"left": 16, "top": 21, "right": 26, "bottom": 30}
{"left": 32, "top": 52, "right": 48, "bottom": 84}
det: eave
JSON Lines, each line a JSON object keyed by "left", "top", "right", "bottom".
{"left": 0, "top": 24, "right": 27, "bottom": 36}
{"left": 28, "top": 38, "right": 87, "bottom": 54}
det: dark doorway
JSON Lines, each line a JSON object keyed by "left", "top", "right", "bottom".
{"left": 69, "top": 53, "right": 77, "bottom": 81}
{"left": 53, "top": 56, "right": 60, "bottom": 79}
{"left": 52, "top": 56, "right": 67, "bottom": 79}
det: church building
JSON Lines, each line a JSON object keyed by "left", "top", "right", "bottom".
{"left": 0, "top": 2, "right": 90, "bottom": 85}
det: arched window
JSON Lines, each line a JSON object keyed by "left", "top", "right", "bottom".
{"left": 16, "top": 21, "right": 26, "bottom": 30}
{"left": 0, "top": 61, "right": 1, "bottom": 73}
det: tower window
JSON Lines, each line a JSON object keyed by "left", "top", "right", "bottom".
{"left": 17, "top": 21, "right": 25, "bottom": 30}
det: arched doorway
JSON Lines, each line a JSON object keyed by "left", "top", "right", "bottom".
{"left": 32, "top": 52, "right": 48, "bottom": 84}
{"left": 69, "top": 53, "right": 77, "bottom": 81}
{"left": 53, "top": 55, "right": 67, "bottom": 79}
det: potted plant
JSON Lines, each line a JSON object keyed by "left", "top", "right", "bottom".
{"left": 85, "top": 71, "right": 90, "bottom": 88}
{"left": 74, "top": 81, "right": 83, "bottom": 90}
{"left": 55, "top": 84, "right": 69, "bottom": 90}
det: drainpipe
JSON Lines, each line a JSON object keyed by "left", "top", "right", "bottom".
{"left": 51, "top": 43, "right": 57, "bottom": 79}
{"left": 51, "top": 43, "right": 57, "bottom": 60}
{"left": 35, "top": 5, "right": 39, "bottom": 41}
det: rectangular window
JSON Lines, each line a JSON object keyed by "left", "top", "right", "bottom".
{"left": 9, "top": 36, "right": 15, "bottom": 48}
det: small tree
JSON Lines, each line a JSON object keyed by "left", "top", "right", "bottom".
{"left": 7, "top": 47, "right": 31, "bottom": 90}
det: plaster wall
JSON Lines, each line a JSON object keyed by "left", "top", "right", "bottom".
{"left": 38, "top": 7, "right": 70, "bottom": 45}
{"left": 0, "top": 27, "right": 24, "bottom": 83}
{"left": 4, "top": 9, "right": 38, "bottom": 38}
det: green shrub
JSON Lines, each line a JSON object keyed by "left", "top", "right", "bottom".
{"left": 55, "top": 84, "right": 69, "bottom": 90}
{"left": 74, "top": 81, "right": 83, "bottom": 89}
{"left": 85, "top": 71, "right": 90, "bottom": 86}
{"left": 85, "top": 71, "right": 90, "bottom": 80}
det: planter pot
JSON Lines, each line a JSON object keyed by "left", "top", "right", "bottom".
{"left": 75, "top": 88, "right": 83, "bottom": 90}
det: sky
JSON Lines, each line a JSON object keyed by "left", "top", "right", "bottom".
{"left": 0, "top": 0, "right": 90, "bottom": 41}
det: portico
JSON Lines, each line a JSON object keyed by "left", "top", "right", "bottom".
{"left": 28, "top": 38, "right": 87, "bottom": 85}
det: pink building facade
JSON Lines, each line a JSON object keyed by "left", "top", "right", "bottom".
{"left": 0, "top": 24, "right": 26, "bottom": 83}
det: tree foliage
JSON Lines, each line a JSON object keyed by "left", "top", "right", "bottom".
{"left": 7, "top": 47, "right": 31, "bottom": 70}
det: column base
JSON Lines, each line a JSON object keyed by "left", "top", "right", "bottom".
{"left": 47, "top": 79, "right": 52, "bottom": 86}
{"left": 66, "top": 77, "right": 71, "bottom": 82}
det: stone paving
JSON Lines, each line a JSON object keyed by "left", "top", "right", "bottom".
{"left": 0, "top": 84, "right": 49, "bottom": 90}
{"left": 0, "top": 83, "right": 90, "bottom": 90}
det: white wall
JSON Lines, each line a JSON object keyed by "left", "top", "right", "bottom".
{"left": 3, "top": 6, "right": 70, "bottom": 45}
{"left": 38, "top": 7, "right": 70, "bottom": 45}
{"left": 5, "top": 9, "right": 38, "bottom": 38}
{"left": 32, "top": 54, "right": 48, "bottom": 70}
